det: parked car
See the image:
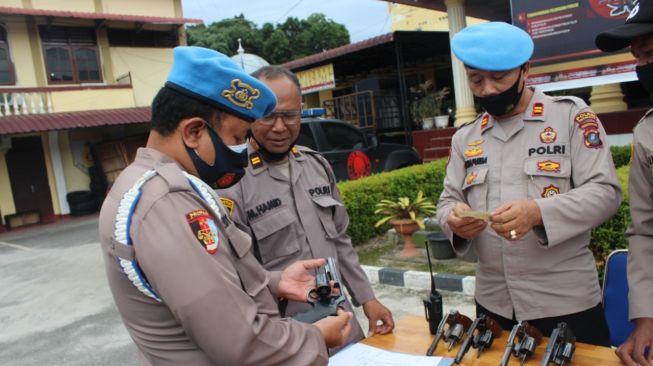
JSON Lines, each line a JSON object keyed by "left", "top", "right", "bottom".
{"left": 297, "top": 117, "right": 421, "bottom": 181}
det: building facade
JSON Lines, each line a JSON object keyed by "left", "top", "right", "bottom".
{"left": 0, "top": 0, "right": 200, "bottom": 230}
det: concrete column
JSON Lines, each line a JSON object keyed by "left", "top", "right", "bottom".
{"left": 444, "top": 0, "right": 477, "bottom": 126}
{"left": 589, "top": 83, "right": 628, "bottom": 114}
{"left": 48, "top": 131, "right": 70, "bottom": 215}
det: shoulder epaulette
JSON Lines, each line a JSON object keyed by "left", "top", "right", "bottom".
{"left": 295, "top": 144, "right": 318, "bottom": 154}
{"left": 551, "top": 95, "right": 588, "bottom": 108}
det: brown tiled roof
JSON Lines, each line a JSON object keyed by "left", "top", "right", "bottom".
{"left": 282, "top": 33, "right": 394, "bottom": 71}
{"left": 0, "top": 107, "right": 151, "bottom": 134}
{"left": 0, "top": 6, "right": 202, "bottom": 24}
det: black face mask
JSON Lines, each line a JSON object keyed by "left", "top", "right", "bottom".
{"left": 475, "top": 70, "right": 525, "bottom": 117}
{"left": 636, "top": 63, "right": 653, "bottom": 95}
{"left": 252, "top": 135, "right": 298, "bottom": 162}
{"left": 185, "top": 122, "right": 248, "bottom": 189}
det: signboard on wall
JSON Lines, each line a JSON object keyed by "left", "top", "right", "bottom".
{"left": 297, "top": 64, "right": 335, "bottom": 94}
{"left": 512, "top": 0, "right": 638, "bottom": 88}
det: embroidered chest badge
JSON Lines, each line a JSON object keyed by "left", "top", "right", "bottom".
{"left": 186, "top": 209, "right": 220, "bottom": 254}
{"left": 219, "top": 198, "right": 235, "bottom": 216}
{"left": 221, "top": 79, "right": 260, "bottom": 109}
{"left": 542, "top": 184, "right": 560, "bottom": 198}
{"left": 539, "top": 127, "right": 557, "bottom": 144}
{"left": 466, "top": 171, "right": 478, "bottom": 185}
{"left": 537, "top": 160, "right": 561, "bottom": 172}
{"left": 464, "top": 139, "right": 484, "bottom": 158}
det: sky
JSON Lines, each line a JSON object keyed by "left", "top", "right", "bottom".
{"left": 182, "top": 0, "right": 391, "bottom": 44}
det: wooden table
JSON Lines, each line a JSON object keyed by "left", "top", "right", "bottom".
{"left": 362, "top": 315, "right": 623, "bottom": 365}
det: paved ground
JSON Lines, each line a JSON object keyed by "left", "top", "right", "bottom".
{"left": 0, "top": 216, "right": 474, "bottom": 365}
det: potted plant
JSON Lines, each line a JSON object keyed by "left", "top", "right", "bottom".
{"left": 410, "top": 81, "right": 450, "bottom": 130}
{"left": 374, "top": 191, "right": 437, "bottom": 257}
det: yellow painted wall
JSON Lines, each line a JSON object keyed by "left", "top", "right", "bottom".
{"left": 110, "top": 47, "right": 173, "bottom": 107}
{"left": 0, "top": 151, "right": 16, "bottom": 224}
{"left": 60, "top": 130, "right": 93, "bottom": 193}
{"left": 31, "top": 0, "right": 96, "bottom": 12}
{"left": 3, "top": 0, "right": 23, "bottom": 7}
{"left": 3, "top": 20, "right": 38, "bottom": 87}
{"left": 318, "top": 89, "right": 334, "bottom": 109}
{"left": 103, "top": 0, "right": 176, "bottom": 18}
{"left": 302, "top": 93, "right": 320, "bottom": 109}
{"left": 51, "top": 88, "right": 136, "bottom": 113}
{"left": 388, "top": 3, "right": 486, "bottom": 32}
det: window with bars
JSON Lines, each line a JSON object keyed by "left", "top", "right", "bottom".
{"left": 39, "top": 26, "right": 102, "bottom": 84}
{"left": 0, "top": 26, "right": 15, "bottom": 85}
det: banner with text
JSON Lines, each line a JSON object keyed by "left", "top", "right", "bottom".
{"left": 297, "top": 64, "right": 336, "bottom": 94}
{"left": 512, "top": 0, "right": 637, "bottom": 87}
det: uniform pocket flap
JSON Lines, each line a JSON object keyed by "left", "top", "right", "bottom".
{"left": 311, "top": 195, "right": 343, "bottom": 208}
{"left": 250, "top": 206, "right": 295, "bottom": 240}
{"left": 523, "top": 157, "right": 571, "bottom": 178}
{"left": 463, "top": 167, "right": 489, "bottom": 190}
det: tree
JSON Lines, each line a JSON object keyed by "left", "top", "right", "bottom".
{"left": 186, "top": 13, "right": 350, "bottom": 65}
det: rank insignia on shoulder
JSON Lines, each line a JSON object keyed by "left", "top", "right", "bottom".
{"left": 186, "top": 210, "right": 220, "bottom": 254}
{"left": 539, "top": 127, "right": 557, "bottom": 144}
{"left": 532, "top": 102, "right": 544, "bottom": 117}
{"left": 219, "top": 197, "right": 235, "bottom": 216}
{"left": 250, "top": 152, "right": 263, "bottom": 169}
{"left": 464, "top": 146, "right": 483, "bottom": 158}
{"left": 291, "top": 146, "right": 301, "bottom": 157}
{"left": 541, "top": 184, "right": 560, "bottom": 198}
{"left": 221, "top": 79, "right": 260, "bottom": 109}
{"left": 537, "top": 160, "right": 561, "bottom": 172}
{"left": 481, "top": 114, "right": 489, "bottom": 130}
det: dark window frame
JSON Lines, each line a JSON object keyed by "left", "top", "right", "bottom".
{"left": 107, "top": 28, "right": 179, "bottom": 48}
{"left": 39, "top": 26, "right": 103, "bottom": 85}
{"left": 0, "top": 25, "right": 16, "bottom": 85}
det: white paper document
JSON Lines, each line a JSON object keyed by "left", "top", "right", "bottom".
{"left": 328, "top": 343, "right": 454, "bottom": 366}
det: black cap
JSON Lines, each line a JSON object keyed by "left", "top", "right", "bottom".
{"left": 596, "top": 1, "right": 653, "bottom": 52}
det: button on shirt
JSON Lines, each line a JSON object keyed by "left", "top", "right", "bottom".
{"left": 437, "top": 89, "right": 622, "bottom": 320}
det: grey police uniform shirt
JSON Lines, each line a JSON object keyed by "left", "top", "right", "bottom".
{"left": 437, "top": 88, "right": 622, "bottom": 320}
{"left": 626, "top": 110, "right": 653, "bottom": 320}
{"left": 99, "top": 148, "right": 328, "bottom": 366}
{"left": 217, "top": 144, "right": 375, "bottom": 343}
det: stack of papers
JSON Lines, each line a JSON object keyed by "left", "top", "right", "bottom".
{"left": 329, "top": 343, "right": 454, "bottom": 366}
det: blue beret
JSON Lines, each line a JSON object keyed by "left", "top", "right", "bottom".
{"left": 165, "top": 46, "right": 277, "bottom": 122}
{"left": 451, "top": 22, "right": 534, "bottom": 71}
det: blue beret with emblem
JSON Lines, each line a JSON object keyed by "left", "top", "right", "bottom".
{"left": 165, "top": 46, "right": 276, "bottom": 122}
{"left": 451, "top": 22, "right": 534, "bottom": 71}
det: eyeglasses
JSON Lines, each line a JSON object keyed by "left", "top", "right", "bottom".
{"left": 259, "top": 110, "right": 302, "bottom": 126}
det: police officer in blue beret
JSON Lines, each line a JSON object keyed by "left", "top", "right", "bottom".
{"left": 98, "top": 46, "right": 352, "bottom": 365}
{"left": 436, "top": 22, "right": 622, "bottom": 345}
{"left": 597, "top": 2, "right": 653, "bottom": 364}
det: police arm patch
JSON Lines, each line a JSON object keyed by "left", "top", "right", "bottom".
{"left": 574, "top": 111, "right": 603, "bottom": 149}
{"left": 219, "top": 197, "right": 235, "bottom": 216}
{"left": 186, "top": 209, "right": 220, "bottom": 254}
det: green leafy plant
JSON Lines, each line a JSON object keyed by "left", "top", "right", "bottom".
{"left": 373, "top": 190, "right": 436, "bottom": 230}
{"left": 410, "top": 80, "right": 450, "bottom": 119}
